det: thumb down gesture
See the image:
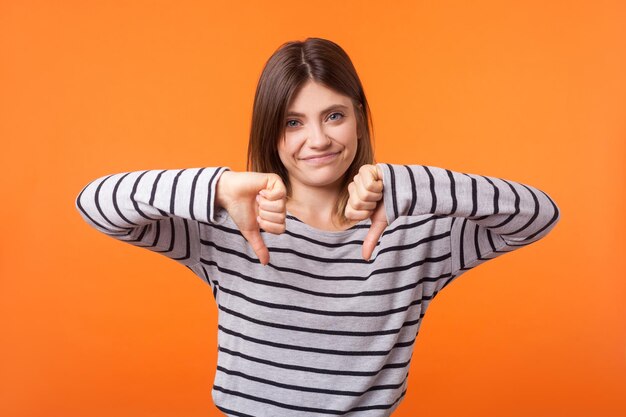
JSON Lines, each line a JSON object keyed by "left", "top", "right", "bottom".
{"left": 344, "top": 164, "right": 388, "bottom": 261}
{"left": 215, "top": 171, "right": 287, "bottom": 266}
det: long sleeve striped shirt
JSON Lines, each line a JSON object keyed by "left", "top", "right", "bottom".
{"left": 74, "top": 163, "right": 561, "bottom": 417}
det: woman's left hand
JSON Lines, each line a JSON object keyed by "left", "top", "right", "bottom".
{"left": 345, "top": 164, "right": 388, "bottom": 261}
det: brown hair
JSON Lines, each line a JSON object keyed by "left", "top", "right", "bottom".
{"left": 246, "top": 37, "right": 375, "bottom": 226}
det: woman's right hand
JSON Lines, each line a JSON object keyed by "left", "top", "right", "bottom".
{"left": 215, "top": 170, "right": 287, "bottom": 266}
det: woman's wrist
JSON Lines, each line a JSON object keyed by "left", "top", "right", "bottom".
{"left": 215, "top": 170, "right": 234, "bottom": 210}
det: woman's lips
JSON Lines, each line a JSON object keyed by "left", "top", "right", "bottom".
{"left": 301, "top": 152, "right": 340, "bottom": 164}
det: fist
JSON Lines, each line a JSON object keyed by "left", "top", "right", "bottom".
{"left": 345, "top": 164, "right": 388, "bottom": 261}
{"left": 216, "top": 170, "right": 287, "bottom": 265}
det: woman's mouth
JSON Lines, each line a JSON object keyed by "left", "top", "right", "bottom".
{"left": 301, "top": 152, "right": 340, "bottom": 164}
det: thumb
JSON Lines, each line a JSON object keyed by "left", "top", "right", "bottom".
{"left": 362, "top": 200, "right": 388, "bottom": 261}
{"left": 362, "top": 220, "right": 386, "bottom": 261}
{"left": 240, "top": 228, "right": 270, "bottom": 266}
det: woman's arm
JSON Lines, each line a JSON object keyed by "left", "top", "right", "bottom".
{"left": 376, "top": 163, "right": 561, "bottom": 291}
{"left": 74, "top": 167, "right": 231, "bottom": 269}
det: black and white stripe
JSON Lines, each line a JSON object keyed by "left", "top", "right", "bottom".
{"left": 75, "top": 163, "right": 560, "bottom": 416}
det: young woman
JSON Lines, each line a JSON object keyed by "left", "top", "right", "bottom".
{"left": 75, "top": 37, "right": 561, "bottom": 417}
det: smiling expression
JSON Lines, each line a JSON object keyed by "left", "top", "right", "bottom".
{"left": 277, "top": 79, "right": 359, "bottom": 191}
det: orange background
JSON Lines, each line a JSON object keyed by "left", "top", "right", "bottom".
{"left": 1, "top": 1, "right": 625, "bottom": 416}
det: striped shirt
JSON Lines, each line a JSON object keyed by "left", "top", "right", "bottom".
{"left": 75, "top": 163, "right": 561, "bottom": 417}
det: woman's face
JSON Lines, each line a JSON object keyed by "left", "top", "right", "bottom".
{"left": 278, "top": 79, "right": 359, "bottom": 193}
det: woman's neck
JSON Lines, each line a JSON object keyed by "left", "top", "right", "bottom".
{"left": 286, "top": 184, "right": 357, "bottom": 231}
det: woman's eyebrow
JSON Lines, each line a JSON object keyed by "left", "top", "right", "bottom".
{"left": 286, "top": 104, "right": 349, "bottom": 117}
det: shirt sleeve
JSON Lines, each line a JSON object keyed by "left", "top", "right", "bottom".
{"left": 376, "top": 162, "right": 561, "bottom": 292}
{"left": 74, "top": 166, "right": 231, "bottom": 270}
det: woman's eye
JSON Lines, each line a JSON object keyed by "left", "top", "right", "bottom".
{"left": 286, "top": 120, "right": 300, "bottom": 128}
{"left": 328, "top": 112, "right": 344, "bottom": 121}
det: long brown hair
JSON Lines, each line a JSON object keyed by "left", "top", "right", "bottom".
{"left": 246, "top": 37, "right": 375, "bottom": 226}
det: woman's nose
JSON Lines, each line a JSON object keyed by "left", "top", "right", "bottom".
{"left": 306, "top": 124, "right": 331, "bottom": 146}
